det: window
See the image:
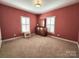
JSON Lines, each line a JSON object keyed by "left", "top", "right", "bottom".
{"left": 21, "top": 16, "right": 30, "bottom": 33}
{"left": 46, "top": 16, "right": 55, "bottom": 33}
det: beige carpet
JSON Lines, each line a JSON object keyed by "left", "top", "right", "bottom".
{"left": 0, "top": 35, "right": 78, "bottom": 58}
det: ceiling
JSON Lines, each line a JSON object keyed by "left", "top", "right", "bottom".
{"left": 0, "top": 0, "right": 79, "bottom": 14}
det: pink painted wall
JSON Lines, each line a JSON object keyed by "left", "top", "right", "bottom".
{"left": 39, "top": 3, "right": 79, "bottom": 41}
{"left": 0, "top": 4, "right": 37, "bottom": 39}
{"left": 78, "top": 32, "right": 79, "bottom": 44}
{"left": 0, "top": 3, "right": 79, "bottom": 42}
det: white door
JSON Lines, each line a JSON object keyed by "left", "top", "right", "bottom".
{"left": 0, "top": 28, "right": 2, "bottom": 48}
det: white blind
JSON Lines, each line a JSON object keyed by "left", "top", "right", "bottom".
{"left": 21, "top": 16, "right": 30, "bottom": 33}
{"left": 46, "top": 16, "right": 55, "bottom": 33}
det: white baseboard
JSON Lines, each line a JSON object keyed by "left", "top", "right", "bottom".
{"left": 0, "top": 40, "right": 2, "bottom": 48}
{"left": 49, "top": 35, "right": 78, "bottom": 44}
{"left": 3, "top": 36, "right": 23, "bottom": 42}
{"left": 2, "top": 35, "right": 78, "bottom": 48}
{"left": 77, "top": 43, "right": 79, "bottom": 49}
{"left": 2, "top": 33, "right": 35, "bottom": 42}
{"left": 78, "top": 45, "right": 79, "bottom": 49}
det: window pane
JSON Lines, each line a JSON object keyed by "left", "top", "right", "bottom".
{"left": 26, "top": 25, "right": 30, "bottom": 33}
{"left": 21, "top": 17, "right": 30, "bottom": 24}
{"left": 22, "top": 25, "right": 30, "bottom": 33}
{"left": 26, "top": 18, "right": 30, "bottom": 24}
{"left": 22, "top": 25, "right": 27, "bottom": 32}
{"left": 21, "top": 16, "right": 30, "bottom": 33}
{"left": 21, "top": 17, "right": 26, "bottom": 24}
{"left": 46, "top": 17, "right": 51, "bottom": 25}
{"left": 50, "top": 25, "right": 55, "bottom": 33}
{"left": 51, "top": 17, "right": 55, "bottom": 24}
{"left": 46, "top": 16, "right": 55, "bottom": 33}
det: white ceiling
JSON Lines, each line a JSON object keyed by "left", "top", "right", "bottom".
{"left": 0, "top": 0, "right": 79, "bottom": 14}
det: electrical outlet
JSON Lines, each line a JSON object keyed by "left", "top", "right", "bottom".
{"left": 14, "top": 34, "right": 16, "bottom": 37}
{"left": 57, "top": 34, "right": 60, "bottom": 36}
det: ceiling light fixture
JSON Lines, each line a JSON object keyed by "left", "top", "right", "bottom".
{"left": 33, "top": 0, "right": 43, "bottom": 7}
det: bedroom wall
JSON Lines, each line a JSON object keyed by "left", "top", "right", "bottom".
{"left": 78, "top": 32, "right": 79, "bottom": 44}
{"left": 39, "top": 3, "right": 79, "bottom": 42}
{"left": 0, "top": 4, "right": 37, "bottom": 40}
{"left": 0, "top": 5, "right": 1, "bottom": 27}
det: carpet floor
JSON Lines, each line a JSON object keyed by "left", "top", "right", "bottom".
{"left": 0, "top": 35, "right": 78, "bottom": 58}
